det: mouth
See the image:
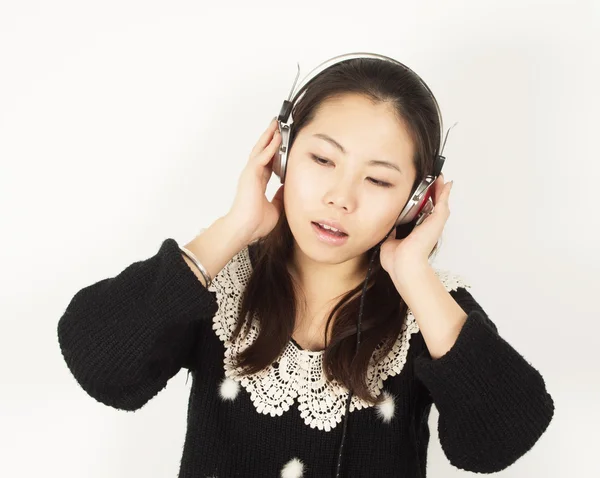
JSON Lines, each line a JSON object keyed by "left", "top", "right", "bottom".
{"left": 311, "top": 222, "right": 348, "bottom": 236}
{"left": 311, "top": 222, "right": 349, "bottom": 245}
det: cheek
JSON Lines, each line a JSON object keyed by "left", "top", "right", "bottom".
{"left": 366, "top": 203, "right": 396, "bottom": 227}
{"left": 361, "top": 195, "right": 405, "bottom": 234}
{"left": 285, "top": 160, "right": 320, "bottom": 203}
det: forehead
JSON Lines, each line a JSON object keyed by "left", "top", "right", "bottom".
{"left": 302, "top": 93, "right": 415, "bottom": 176}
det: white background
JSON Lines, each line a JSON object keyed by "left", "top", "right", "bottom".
{"left": 1, "top": 0, "right": 598, "bottom": 476}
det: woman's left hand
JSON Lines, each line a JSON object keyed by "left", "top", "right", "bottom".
{"left": 379, "top": 173, "right": 454, "bottom": 284}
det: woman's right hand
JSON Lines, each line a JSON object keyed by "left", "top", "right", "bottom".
{"left": 226, "top": 117, "right": 285, "bottom": 244}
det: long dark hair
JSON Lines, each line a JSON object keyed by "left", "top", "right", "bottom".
{"left": 230, "top": 58, "right": 442, "bottom": 405}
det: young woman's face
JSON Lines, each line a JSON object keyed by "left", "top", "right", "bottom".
{"left": 284, "top": 93, "right": 417, "bottom": 266}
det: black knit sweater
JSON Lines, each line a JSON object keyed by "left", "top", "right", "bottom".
{"left": 57, "top": 238, "right": 554, "bottom": 477}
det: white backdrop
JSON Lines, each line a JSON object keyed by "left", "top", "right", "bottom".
{"left": 1, "top": 0, "right": 598, "bottom": 476}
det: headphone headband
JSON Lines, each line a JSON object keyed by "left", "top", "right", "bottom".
{"left": 277, "top": 52, "right": 445, "bottom": 151}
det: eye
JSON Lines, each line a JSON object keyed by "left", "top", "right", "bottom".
{"left": 311, "top": 154, "right": 331, "bottom": 166}
{"left": 310, "top": 154, "right": 393, "bottom": 188}
{"left": 368, "top": 178, "right": 393, "bottom": 188}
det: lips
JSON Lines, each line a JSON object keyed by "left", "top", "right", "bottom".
{"left": 312, "top": 220, "right": 348, "bottom": 235}
{"left": 312, "top": 222, "right": 348, "bottom": 236}
{"left": 311, "top": 222, "right": 349, "bottom": 245}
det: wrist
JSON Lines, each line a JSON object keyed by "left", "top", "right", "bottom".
{"left": 393, "top": 259, "right": 432, "bottom": 291}
{"left": 215, "top": 215, "right": 253, "bottom": 251}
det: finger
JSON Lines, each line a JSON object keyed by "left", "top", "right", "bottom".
{"left": 434, "top": 181, "right": 452, "bottom": 217}
{"left": 433, "top": 174, "right": 445, "bottom": 204}
{"left": 255, "top": 128, "right": 281, "bottom": 166}
{"left": 445, "top": 180, "right": 454, "bottom": 202}
{"left": 249, "top": 118, "right": 279, "bottom": 158}
{"left": 249, "top": 120, "right": 277, "bottom": 159}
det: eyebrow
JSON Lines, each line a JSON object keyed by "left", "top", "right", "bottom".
{"left": 312, "top": 133, "right": 403, "bottom": 174}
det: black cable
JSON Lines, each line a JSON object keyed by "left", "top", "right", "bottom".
{"left": 334, "top": 222, "right": 398, "bottom": 477}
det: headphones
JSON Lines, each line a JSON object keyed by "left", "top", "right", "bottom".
{"left": 269, "top": 52, "right": 456, "bottom": 478}
{"left": 271, "top": 52, "right": 456, "bottom": 231}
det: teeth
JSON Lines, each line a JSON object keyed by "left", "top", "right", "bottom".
{"left": 319, "top": 223, "right": 342, "bottom": 233}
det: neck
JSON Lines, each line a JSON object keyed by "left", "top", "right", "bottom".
{"left": 287, "top": 242, "right": 370, "bottom": 301}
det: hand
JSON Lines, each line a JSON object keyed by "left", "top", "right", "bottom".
{"left": 226, "top": 117, "right": 285, "bottom": 244}
{"left": 379, "top": 173, "right": 454, "bottom": 284}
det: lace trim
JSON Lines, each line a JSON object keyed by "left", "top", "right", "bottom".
{"left": 206, "top": 244, "right": 471, "bottom": 432}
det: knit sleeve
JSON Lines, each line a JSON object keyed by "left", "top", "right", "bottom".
{"left": 57, "top": 238, "right": 219, "bottom": 412}
{"left": 413, "top": 287, "right": 555, "bottom": 473}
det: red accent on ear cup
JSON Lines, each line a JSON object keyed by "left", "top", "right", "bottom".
{"left": 393, "top": 178, "right": 437, "bottom": 228}
{"left": 415, "top": 186, "right": 434, "bottom": 218}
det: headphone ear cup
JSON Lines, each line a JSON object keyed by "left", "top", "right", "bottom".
{"left": 273, "top": 123, "right": 293, "bottom": 183}
{"left": 272, "top": 134, "right": 283, "bottom": 182}
{"left": 393, "top": 180, "right": 436, "bottom": 230}
{"left": 272, "top": 148, "right": 283, "bottom": 182}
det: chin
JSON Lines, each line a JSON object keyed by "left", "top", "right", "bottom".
{"left": 292, "top": 223, "right": 354, "bottom": 262}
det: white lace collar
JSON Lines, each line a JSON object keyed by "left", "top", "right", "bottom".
{"left": 206, "top": 244, "right": 470, "bottom": 432}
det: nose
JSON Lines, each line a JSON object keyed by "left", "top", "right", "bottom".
{"left": 323, "top": 177, "right": 357, "bottom": 213}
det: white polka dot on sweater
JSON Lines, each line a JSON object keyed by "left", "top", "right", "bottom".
{"left": 281, "top": 457, "right": 304, "bottom": 478}
{"left": 375, "top": 390, "right": 396, "bottom": 423}
{"left": 218, "top": 377, "right": 240, "bottom": 400}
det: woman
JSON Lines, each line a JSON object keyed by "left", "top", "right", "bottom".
{"left": 57, "top": 55, "right": 554, "bottom": 477}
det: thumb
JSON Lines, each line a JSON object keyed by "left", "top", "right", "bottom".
{"left": 379, "top": 229, "right": 399, "bottom": 260}
{"left": 270, "top": 185, "right": 285, "bottom": 213}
